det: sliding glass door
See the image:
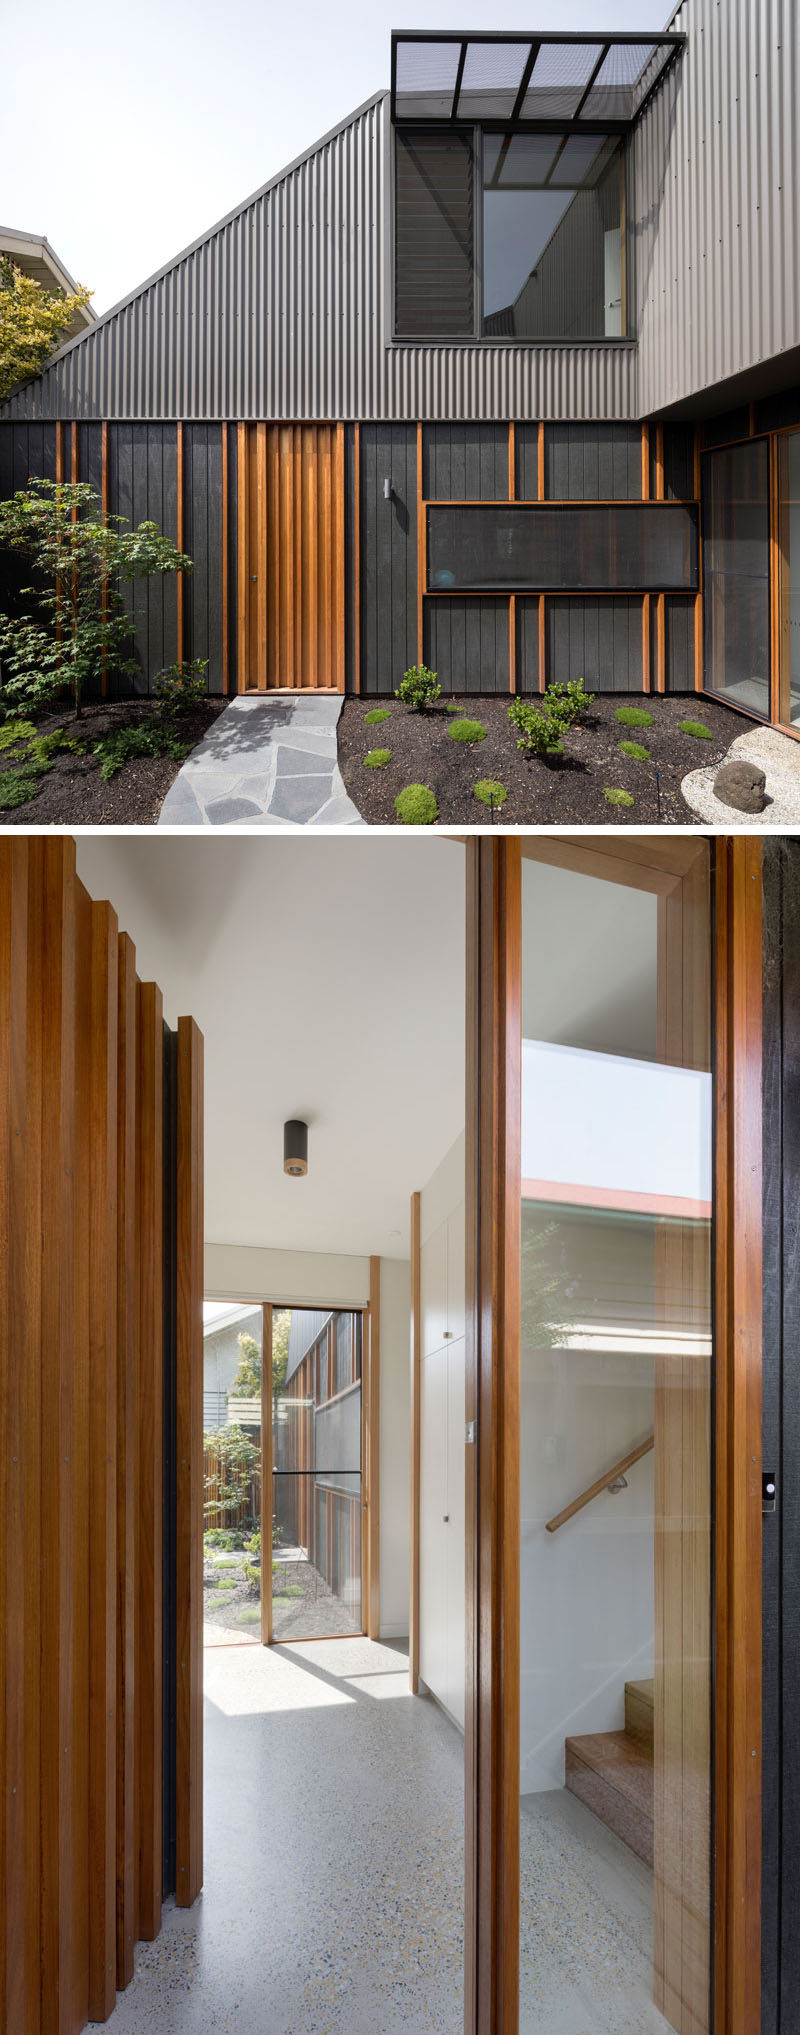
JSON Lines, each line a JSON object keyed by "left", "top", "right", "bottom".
{"left": 270, "top": 1307, "right": 364, "bottom": 1641}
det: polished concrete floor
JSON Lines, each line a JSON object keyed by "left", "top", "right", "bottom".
{"left": 98, "top": 1639, "right": 676, "bottom": 2035}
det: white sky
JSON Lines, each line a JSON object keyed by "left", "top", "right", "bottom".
{"left": 5, "top": 0, "right": 670, "bottom": 315}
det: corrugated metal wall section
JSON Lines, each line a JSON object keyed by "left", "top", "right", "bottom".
{"left": 636, "top": 0, "right": 800, "bottom": 414}
{"left": 1, "top": 94, "right": 638, "bottom": 424}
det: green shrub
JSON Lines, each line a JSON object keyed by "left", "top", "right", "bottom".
{"left": 395, "top": 663, "right": 441, "bottom": 711}
{"left": 0, "top": 770, "right": 40, "bottom": 809}
{"left": 394, "top": 783, "right": 439, "bottom": 825}
{"left": 243, "top": 1560, "right": 261, "bottom": 1587}
{"left": 206, "top": 1592, "right": 229, "bottom": 1610}
{"left": 508, "top": 696, "right": 564, "bottom": 760}
{"left": 679, "top": 718, "right": 713, "bottom": 740}
{"left": 543, "top": 675, "right": 594, "bottom": 728}
{"left": 273, "top": 1586, "right": 304, "bottom": 1602}
{"left": 604, "top": 787, "right": 635, "bottom": 808}
{"left": 235, "top": 1607, "right": 261, "bottom": 1626}
{"left": 364, "top": 707, "right": 391, "bottom": 725}
{"left": 445, "top": 701, "right": 463, "bottom": 715}
{"left": 474, "top": 779, "right": 508, "bottom": 809}
{"left": 212, "top": 1576, "right": 238, "bottom": 1592}
{"left": 614, "top": 706, "right": 654, "bottom": 729}
{"left": 448, "top": 717, "right": 486, "bottom": 744}
{"left": 363, "top": 747, "right": 391, "bottom": 768}
{"left": 618, "top": 740, "right": 651, "bottom": 761}
{"left": 92, "top": 721, "right": 191, "bottom": 780}
{"left": 0, "top": 717, "right": 36, "bottom": 753}
{"left": 153, "top": 657, "right": 208, "bottom": 716}
{"left": 204, "top": 1527, "right": 248, "bottom": 1550}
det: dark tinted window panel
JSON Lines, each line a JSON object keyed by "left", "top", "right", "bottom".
{"left": 516, "top": 596, "right": 542, "bottom": 693}
{"left": 422, "top": 423, "right": 509, "bottom": 501}
{"left": 547, "top": 597, "right": 644, "bottom": 689}
{"left": 395, "top": 129, "right": 474, "bottom": 337}
{"left": 423, "top": 596, "right": 509, "bottom": 694}
{"left": 703, "top": 405, "right": 750, "bottom": 449}
{"left": 427, "top": 503, "right": 698, "bottom": 592}
{"left": 664, "top": 596, "right": 695, "bottom": 690}
{"left": 545, "top": 422, "right": 642, "bottom": 500}
{"left": 702, "top": 439, "right": 770, "bottom": 717}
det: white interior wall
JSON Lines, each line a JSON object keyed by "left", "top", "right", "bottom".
{"left": 205, "top": 1242, "right": 410, "bottom": 1641}
{"left": 418, "top": 1133, "right": 466, "bottom": 1732}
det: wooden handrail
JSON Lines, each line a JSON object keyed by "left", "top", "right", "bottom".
{"left": 544, "top": 1434, "right": 654, "bottom": 1534}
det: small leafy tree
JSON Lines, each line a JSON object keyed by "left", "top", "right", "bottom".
{"left": 204, "top": 1425, "right": 262, "bottom": 1532}
{"left": 0, "top": 258, "right": 93, "bottom": 401}
{"left": 228, "top": 1308, "right": 291, "bottom": 1407}
{"left": 395, "top": 663, "right": 441, "bottom": 711}
{"left": 0, "top": 477, "right": 192, "bottom": 717}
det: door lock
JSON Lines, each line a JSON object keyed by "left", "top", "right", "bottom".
{"left": 763, "top": 1470, "right": 777, "bottom": 1514}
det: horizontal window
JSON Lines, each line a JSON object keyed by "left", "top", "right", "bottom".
{"left": 427, "top": 503, "right": 698, "bottom": 592}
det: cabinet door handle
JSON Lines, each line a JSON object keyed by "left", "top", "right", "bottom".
{"left": 443, "top": 1514, "right": 449, "bottom": 1522}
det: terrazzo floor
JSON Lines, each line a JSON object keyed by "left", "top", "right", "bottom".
{"left": 96, "top": 1639, "right": 677, "bottom": 2035}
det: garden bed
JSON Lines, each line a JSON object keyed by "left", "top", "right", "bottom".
{"left": 338, "top": 693, "right": 756, "bottom": 827}
{"left": 0, "top": 697, "right": 224, "bottom": 826}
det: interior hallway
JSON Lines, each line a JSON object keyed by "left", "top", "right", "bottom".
{"left": 100, "top": 1639, "right": 464, "bottom": 2035}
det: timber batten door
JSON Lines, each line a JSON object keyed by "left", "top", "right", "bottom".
{"left": 237, "top": 423, "right": 346, "bottom": 690}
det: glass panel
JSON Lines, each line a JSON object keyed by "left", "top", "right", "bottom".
{"left": 778, "top": 431, "right": 800, "bottom": 726}
{"left": 427, "top": 504, "right": 698, "bottom": 592}
{"left": 482, "top": 131, "right": 623, "bottom": 338}
{"left": 272, "top": 1306, "right": 362, "bottom": 1640}
{"left": 703, "top": 438, "right": 770, "bottom": 717}
{"left": 203, "top": 1300, "right": 263, "bottom": 1646}
{"left": 519, "top": 853, "right": 712, "bottom": 2035}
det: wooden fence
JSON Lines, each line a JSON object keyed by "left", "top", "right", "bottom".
{"left": 203, "top": 1437, "right": 262, "bottom": 1532}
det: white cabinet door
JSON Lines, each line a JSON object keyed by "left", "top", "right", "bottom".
{"left": 445, "top": 1337, "right": 466, "bottom": 1729}
{"left": 446, "top": 1201, "right": 465, "bottom": 1345}
{"left": 421, "top": 1219, "right": 448, "bottom": 1360}
{"left": 420, "top": 1345, "right": 447, "bottom": 1708}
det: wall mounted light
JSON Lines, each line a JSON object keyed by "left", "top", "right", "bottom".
{"left": 283, "top": 1119, "right": 308, "bottom": 1177}
{"left": 383, "top": 476, "right": 392, "bottom": 500}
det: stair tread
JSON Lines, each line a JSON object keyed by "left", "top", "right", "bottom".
{"left": 625, "top": 1678, "right": 654, "bottom": 1705}
{"left": 566, "top": 1730, "right": 653, "bottom": 1817}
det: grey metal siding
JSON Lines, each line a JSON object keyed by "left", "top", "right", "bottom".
{"left": 636, "top": 0, "right": 800, "bottom": 415}
{"left": 358, "top": 424, "right": 418, "bottom": 694}
{"left": 0, "top": 95, "right": 638, "bottom": 424}
{"left": 423, "top": 598, "right": 509, "bottom": 694}
{"left": 422, "top": 423, "right": 508, "bottom": 500}
{"left": 546, "top": 597, "right": 643, "bottom": 688}
{"left": 544, "top": 423, "right": 642, "bottom": 499}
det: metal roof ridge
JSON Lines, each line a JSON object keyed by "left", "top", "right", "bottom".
{"left": 17, "top": 88, "right": 389, "bottom": 383}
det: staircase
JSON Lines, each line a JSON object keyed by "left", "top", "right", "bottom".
{"left": 565, "top": 1678, "right": 654, "bottom": 1866}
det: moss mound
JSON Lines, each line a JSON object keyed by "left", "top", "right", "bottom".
{"left": 0, "top": 771, "right": 41, "bottom": 810}
{"left": 618, "top": 740, "right": 651, "bottom": 761}
{"left": 474, "top": 779, "right": 508, "bottom": 808}
{"left": 364, "top": 707, "right": 391, "bottom": 725}
{"left": 614, "top": 706, "right": 654, "bottom": 729}
{"left": 445, "top": 701, "right": 463, "bottom": 715}
{"left": 448, "top": 717, "right": 487, "bottom": 744}
{"left": 604, "top": 787, "right": 635, "bottom": 809}
{"left": 679, "top": 718, "right": 713, "bottom": 739}
{"left": 363, "top": 748, "right": 391, "bottom": 769}
{"left": 394, "top": 783, "right": 439, "bottom": 825}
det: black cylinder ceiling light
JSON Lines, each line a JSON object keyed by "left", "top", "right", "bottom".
{"left": 283, "top": 1119, "right": 308, "bottom": 1177}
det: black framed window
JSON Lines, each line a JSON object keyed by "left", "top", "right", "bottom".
{"left": 482, "top": 130, "right": 624, "bottom": 338}
{"left": 702, "top": 440, "right": 770, "bottom": 719}
{"left": 427, "top": 503, "right": 698, "bottom": 592}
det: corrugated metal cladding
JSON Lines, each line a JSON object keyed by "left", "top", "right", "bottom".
{"left": 635, "top": 0, "right": 800, "bottom": 414}
{"left": 1, "top": 92, "right": 638, "bottom": 424}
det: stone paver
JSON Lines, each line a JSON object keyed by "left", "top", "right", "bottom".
{"left": 158, "top": 694, "right": 364, "bottom": 827}
{"left": 681, "top": 722, "right": 800, "bottom": 827}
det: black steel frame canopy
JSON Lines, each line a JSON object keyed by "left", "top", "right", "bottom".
{"left": 390, "top": 30, "right": 686, "bottom": 133}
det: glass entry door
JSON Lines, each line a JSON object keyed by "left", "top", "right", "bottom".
{"left": 270, "top": 1307, "right": 364, "bottom": 1641}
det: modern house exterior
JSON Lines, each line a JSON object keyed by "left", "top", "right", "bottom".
{"left": 0, "top": 1, "right": 798, "bottom": 731}
{"left": 0, "top": 223, "right": 95, "bottom": 341}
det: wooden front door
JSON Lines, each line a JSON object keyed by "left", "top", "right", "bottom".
{"left": 237, "top": 423, "right": 345, "bottom": 691}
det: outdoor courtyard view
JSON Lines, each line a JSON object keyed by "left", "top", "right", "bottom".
{"left": 203, "top": 1301, "right": 364, "bottom": 1647}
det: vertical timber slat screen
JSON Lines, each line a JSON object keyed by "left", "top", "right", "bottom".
{"left": 241, "top": 423, "right": 346, "bottom": 690}
{"left": 0, "top": 839, "right": 204, "bottom": 2035}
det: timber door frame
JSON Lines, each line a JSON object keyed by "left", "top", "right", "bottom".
{"left": 464, "top": 834, "right": 763, "bottom": 2035}
{"left": 259, "top": 1293, "right": 379, "bottom": 1645}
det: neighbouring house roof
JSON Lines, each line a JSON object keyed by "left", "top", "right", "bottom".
{"left": 0, "top": 225, "right": 95, "bottom": 341}
{"left": 202, "top": 1301, "right": 260, "bottom": 1341}
{"left": 285, "top": 1309, "right": 332, "bottom": 1386}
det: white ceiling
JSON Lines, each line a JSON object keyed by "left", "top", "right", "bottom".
{"left": 76, "top": 836, "right": 466, "bottom": 1261}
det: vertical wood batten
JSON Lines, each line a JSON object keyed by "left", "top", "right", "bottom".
{"left": 417, "top": 423, "right": 424, "bottom": 666}
{"left": 367, "top": 1258, "right": 381, "bottom": 1640}
{"left": 176, "top": 424, "right": 184, "bottom": 668}
{"left": 72, "top": 878, "right": 91, "bottom": 2033}
{"left": 0, "top": 840, "right": 30, "bottom": 2035}
{"left": 261, "top": 1306, "right": 273, "bottom": 1645}
{"left": 137, "top": 982, "right": 164, "bottom": 1942}
{"left": 87, "top": 898, "right": 119, "bottom": 2025}
{"left": 409, "top": 1194, "right": 421, "bottom": 1695}
{"left": 221, "top": 426, "right": 229, "bottom": 693}
{"left": 101, "top": 424, "right": 109, "bottom": 696}
{"left": 176, "top": 1017, "right": 204, "bottom": 1909}
{"left": 237, "top": 423, "right": 247, "bottom": 691}
{"left": 116, "top": 935, "right": 137, "bottom": 1988}
{"left": 694, "top": 426, "right": 704, "bottom": 691}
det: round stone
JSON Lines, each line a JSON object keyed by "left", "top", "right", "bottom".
{"left": 713, "top": 759, "right": 768, "bottom": 814}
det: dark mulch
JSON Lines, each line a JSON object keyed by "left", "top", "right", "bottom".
{"left": 0, "top": 697, "right": 224, "bottom": 826}
{"left": 339, "top": 693, "right": 754, "bottom": 827}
